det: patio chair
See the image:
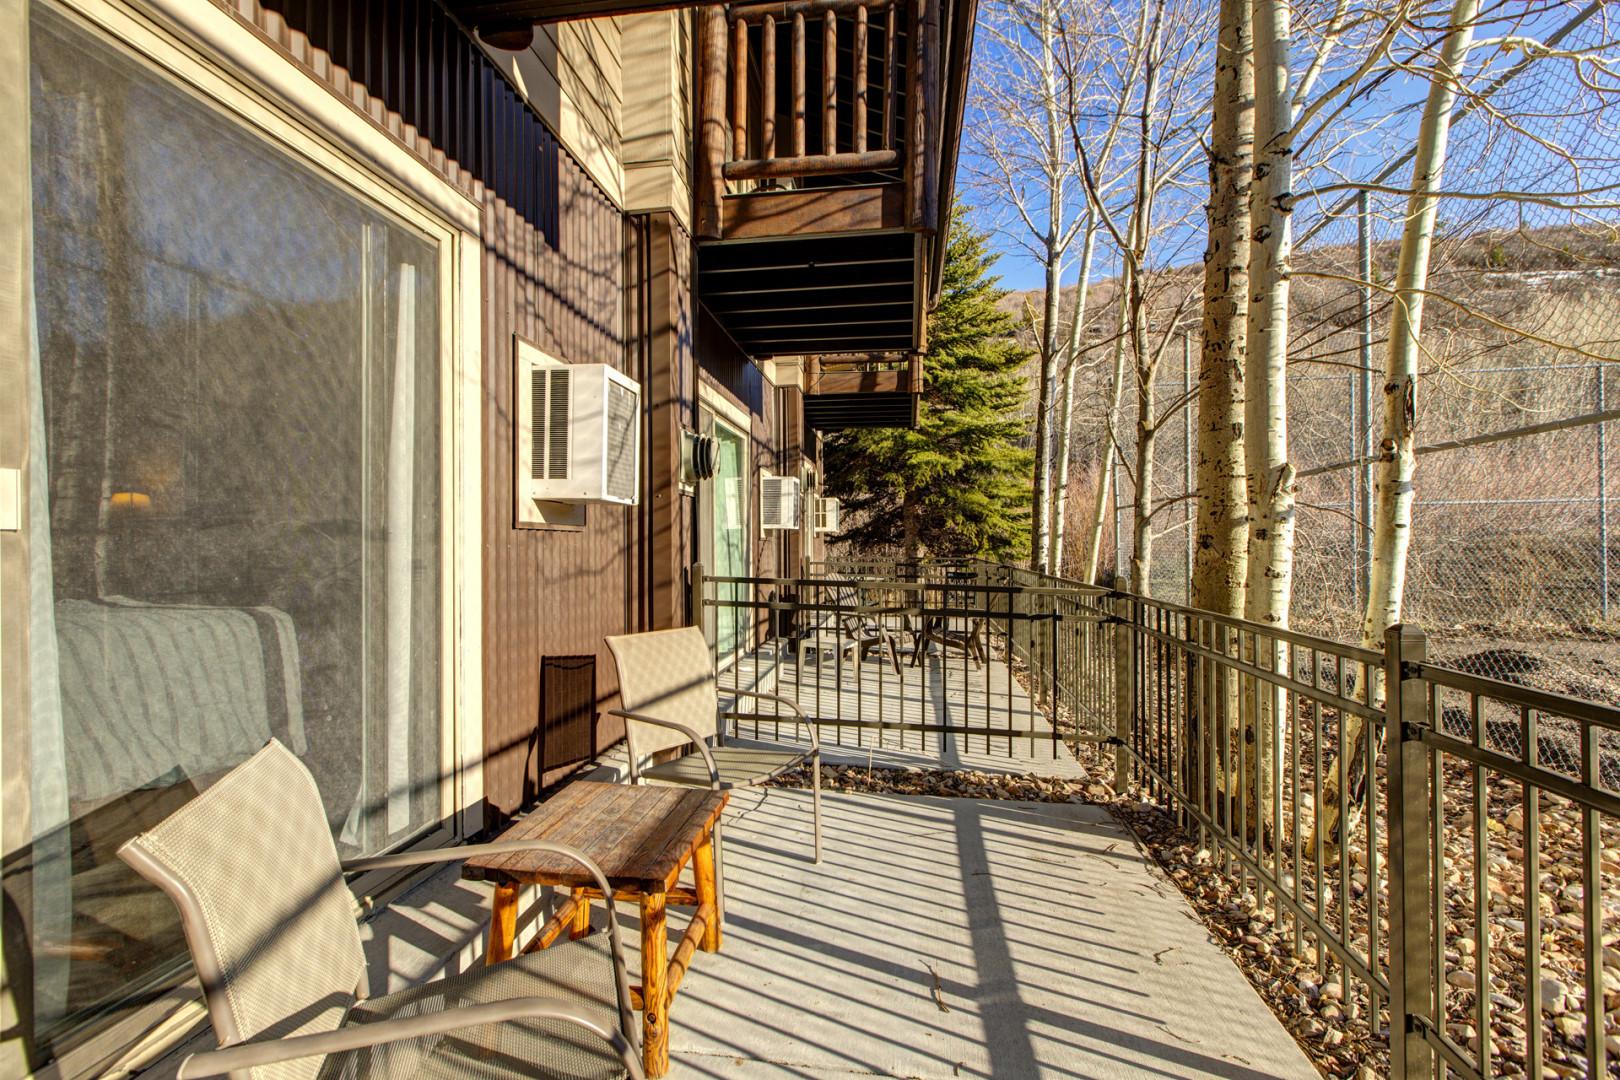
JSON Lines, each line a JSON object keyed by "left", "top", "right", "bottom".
{"left": 117, "top": 740, "right": 643, "bottom": 1080}
{"left": 605, "top": 626, "right": 822, "bottom": 862}
{"left": 823, "top": 573, "right": 903, "bottom": 674}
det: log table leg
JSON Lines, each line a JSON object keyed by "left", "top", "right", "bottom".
{"left": 640, "top": 888, "right": 670, "bottom": 1078}
{"left": 694, "top": 831, "right": 722, "bottom": 952}
{"left": 487, "top": 882, "right": 519, "bottom": 965}
{"left": 569, "top": 886, "right": 592, "bottom": 940}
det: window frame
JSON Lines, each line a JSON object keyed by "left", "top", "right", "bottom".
{"left": 2, "top": 0, "right": 488, "bottom": 1074}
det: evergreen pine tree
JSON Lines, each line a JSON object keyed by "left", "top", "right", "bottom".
{"left": 824, "top": 210, "right": 1033, "bottom": 561}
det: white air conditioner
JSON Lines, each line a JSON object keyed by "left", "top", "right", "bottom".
{"left": 814, "top": 496, "right": 841, "bottom": 533}
{"left": 760, "top": 474, "right": 801, "bottom": 531}
{"left": 515, "top": 340, "right": 641, "bottom": 524}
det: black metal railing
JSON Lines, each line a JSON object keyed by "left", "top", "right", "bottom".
{"left": 700, "top": 556, "right": 1619, "bottom": 1079}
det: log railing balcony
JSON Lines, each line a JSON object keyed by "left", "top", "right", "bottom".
{"left": 696, "top": 0, "right": 941, "bottom": 240}
{"left": 801, "top": 353, "right": 922, "bottom": 428}
{"left": 693, "top": 0, "right": 967, "bottom": 372}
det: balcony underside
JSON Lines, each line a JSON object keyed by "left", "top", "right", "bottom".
{"left": 699, "top": 226, "right": 920, "bottom": 357}
{"left": 803, "top": 390, "right": 918, "bottom": 429}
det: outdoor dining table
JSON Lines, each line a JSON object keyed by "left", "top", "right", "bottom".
{"left": 463, "top": 780, "right": 730, "bottom": 1079}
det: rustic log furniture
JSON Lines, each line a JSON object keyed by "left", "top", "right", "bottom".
{"left": 464, "top": 781, "right": 729, "bottom": 1080}
{"left": 119, "top": 741, "right": 642, "bottom": 1080}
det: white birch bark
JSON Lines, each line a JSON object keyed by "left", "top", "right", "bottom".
{"left": 1317, "top": 0, "right": 1480, "bottom": 855}
{"left": 1191, "top": 0, "right": 1254, "bottom": 619}
{"left": 1084, "top": 287, "right": 1131, "bottom": 585}
{"left": 1048, "top": 219, "right": 1099, "bottom": 575}
{"left": 1031, "top": 0, "right": 1066, "bottom": 573}
{"left": 1242, "top": 0, "right": 1296, "bottom": 835}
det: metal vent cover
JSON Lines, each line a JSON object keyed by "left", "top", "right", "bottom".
{"left": 604, "top": 380, "right": 637, "bottom": 502}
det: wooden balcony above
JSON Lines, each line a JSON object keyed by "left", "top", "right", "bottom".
{"left": 695, "top": 0, "right": 974, "bottom": 360}
{"left": 801, "top": 354, "right": 922, "bottom": 429}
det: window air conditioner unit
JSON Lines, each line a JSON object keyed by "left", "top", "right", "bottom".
{"left": 515, "top": 340, "right": 641, "bottom": 524}
{"left": 760, "top": 474, "right": 801, "bottom": 531}
{"left": 815, "top": 496, "right": 841, "bottom": 533}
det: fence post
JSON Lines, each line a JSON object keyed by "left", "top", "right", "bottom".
{"left": 1385, "top": 623, "right": 1434, "bottom": 1080}
{"left": 1112, "top": 576, "right": 1134, "bottom": 787}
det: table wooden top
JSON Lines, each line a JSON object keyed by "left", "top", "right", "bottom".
{"left": 463, "top": 781, "right": 728, "bottom": 892}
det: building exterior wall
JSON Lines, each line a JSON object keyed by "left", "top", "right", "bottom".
{"left": 246, "top": 0, "right": 640, "bottom": 824}
{"left": 1, "top": 0, "right": 814, "bottom": 1071}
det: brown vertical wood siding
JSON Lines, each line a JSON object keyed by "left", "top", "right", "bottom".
{"left": 483, "top": 175, "right": 635, "bottom": 818}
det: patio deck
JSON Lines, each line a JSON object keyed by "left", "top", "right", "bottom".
{"left": 638, "top": 787, "right": 1317, "bottom": 1079}
{"left": 720, "top": 645, "right": 1090, "bottom": 779}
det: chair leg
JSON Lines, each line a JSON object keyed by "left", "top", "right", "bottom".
{"left": 882, "top": 630, "right": 902, "bottom": 675}
{"left": 811, "top": 753, "right": 822, "bottom": 864}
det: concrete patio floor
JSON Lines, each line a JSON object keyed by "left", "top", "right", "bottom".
{"left": 723, "top": 648, "right": 1091, "bottom": 779}
{"left": 638, "top": 787, "right": 1317, "bottom": 1080}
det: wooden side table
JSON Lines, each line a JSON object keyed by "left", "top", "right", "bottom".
{"left": 464, "top": 781, "right": 730, "bottom": 1079}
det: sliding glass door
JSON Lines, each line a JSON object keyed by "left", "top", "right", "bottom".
{"left": 4, "top": 5, "right": 452, "bottom": 1067}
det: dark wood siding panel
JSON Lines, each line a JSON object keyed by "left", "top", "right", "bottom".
{"left": 258, "top": 0, "right": 563, "bottom": 244}
{"left": 481, "top": 158, "right": 634, "bottom": 820}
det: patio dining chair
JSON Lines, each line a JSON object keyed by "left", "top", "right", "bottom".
{"left": 605, "top": 626, "right": 822, "bottom": 862}
{"left": 824, "top": 573, "right": 903, "bottom": 674}
{"left": 118, "top": 740, "right": 643, "bottom": 1080}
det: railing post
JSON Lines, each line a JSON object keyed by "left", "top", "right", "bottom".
{"left": 1385, "top": 623, "right": 1434, "bottom": 1080}
{"left": 1112, "top": 576, "right": 1134, "bottom": 788}
{"left": 688, "top": 562, "right": 706, "bottom": 636}
{"left": 697, "top": 6, "right": 728, "bottom": 239}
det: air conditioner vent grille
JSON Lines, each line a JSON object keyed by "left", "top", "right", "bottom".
{"left": 546, "top": 368, "right": 571, "bottom": 480}
{"left": 605, "top": 380, "right": 637, "bottom": 502}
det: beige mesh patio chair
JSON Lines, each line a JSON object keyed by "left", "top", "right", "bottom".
{"left": 605, "top": 626, "right": 822, "bottom": 863}
{"left": 118, "top": 740, "right": 643, "bottom": 1080}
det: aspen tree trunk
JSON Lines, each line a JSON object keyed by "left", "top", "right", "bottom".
{"left": 1031, "top": 0, "right": 1065, "bottom": 573}
{"left": 1049, "top": 221, "right": 1099, "bottom": 576}
{"left": 1241, "top": 0, "right": 1296, "bottom": 837}
{"left": 1084, "top": 287, "right": 1131, "bottom": 585}
{"left": 1190, "top": 0, "right": 1253, "bottom": 820}
{"left": 1126, "top": 2, "right": 1164, "bottom": 594}
{"left": 1129, "top": 266, "right": 1158, "bottom": 592}
{"left": 1316, "top": 0, "right": 1479, "bottom": 857}
{"left": 1192, "top": 0, "right": 1254, "bottom": 616}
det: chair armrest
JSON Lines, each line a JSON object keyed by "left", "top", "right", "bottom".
{"left": 723, "top": 690, "right": 820, "bottom": 751}
{"left": 606, "top": 710, "right": 720, "bottom": 787}
{"left": 176, "top": 996, "right": 643, "bottom": 1080}
{"left": 341, "top": 839, "right": 636, "bottom": 1047}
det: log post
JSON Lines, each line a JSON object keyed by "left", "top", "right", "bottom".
{"left": 762, "top": 14, "right": 777, "bottom": 159}
{"left": 731, "top": 14, "right": 748, "bottom": 161}
{"left": 697, "top": 5, "right": 728, "bottom": 239}
{"left": 823, "top": 10, "right": 837, "bottom": 154}
{"left": 854, "top": 5, "right": 868, "bottom": 153}
{"left": 884, "top": 2, "right": 898, "bottom": 150}
{"left": 792, "top": 12, "right": 807, "bottom": 157}
{"left": 919, "top": 0, "right": 939, "bottom": 228}
{"left": 905, "top": 0, "right": 924, "bottom": 226}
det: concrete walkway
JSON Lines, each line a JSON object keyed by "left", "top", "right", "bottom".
{"left": 724, "top": 648, "right": 1091, "bottom": 779}
{"left": 646, "top": 788, "right": 1317, "bottom": 1079}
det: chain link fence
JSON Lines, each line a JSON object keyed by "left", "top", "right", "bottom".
{"left": 1079, "top": 0, "right": 1620, "bottom": 701}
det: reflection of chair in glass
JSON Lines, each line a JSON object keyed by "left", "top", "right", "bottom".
{"left": 606, "top": 627, "right": 822, "bottom": 863}
{"left": 23, "top": 598, "right": 312, "bottom": 1035}
{"left": 119, "top": 741, "right": 643, "bottom": 1079}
